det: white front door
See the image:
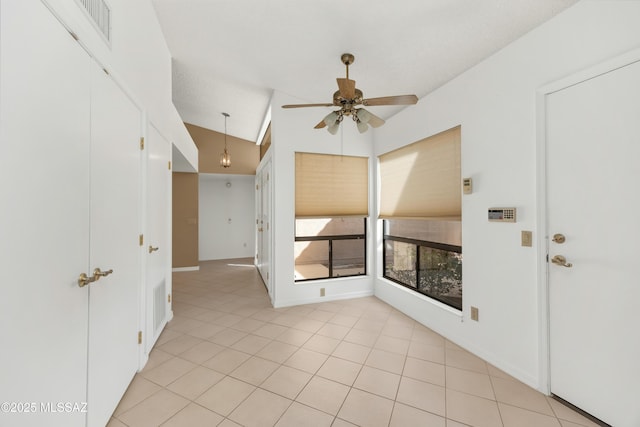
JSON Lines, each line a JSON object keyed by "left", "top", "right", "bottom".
{"left": 145, "top": 124, "right": 171, "bottom": 352}
{"left": 547, "top": 58, "right": 640, "bottom": 427}
{"left": 0, "top": 2, "right": 91, "bottom": 426}
{"left": 87, "top": 61, "right": 141, "bottom": 426}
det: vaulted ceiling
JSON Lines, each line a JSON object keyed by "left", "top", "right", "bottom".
{"left": 151, "top": 0, "right": 578, "bottom": 142}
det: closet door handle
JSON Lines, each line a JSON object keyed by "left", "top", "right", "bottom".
{"left": 93, "top": 268, "right": 114, "bottom": 280}
{"left": 78, "top": 273, "right": 97, "bottom": 287}
{"left": 148, "top": 246, "right": 159, "bottom": 253}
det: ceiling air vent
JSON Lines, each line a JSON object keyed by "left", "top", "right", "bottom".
{"left": 77, "top": 0, "right": 111, "bottom": 42}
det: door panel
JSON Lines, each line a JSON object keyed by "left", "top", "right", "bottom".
{"left": 0, "top": 1, "right": 91, "bottom": 426}
{"left": 145, "top": 124, "right": 171, "bottom": 351}
{"left": 87, "top": 62, "right": 141, "bottom": 427}
{"left": 547, "top": 60, "right": 640, "bottom": 427}
{"left": 259, "top": 162, "right": 272, "bottom": 300}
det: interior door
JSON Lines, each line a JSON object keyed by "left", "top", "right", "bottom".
{"left": 547, "top": 59, "right": 640, "bottom": 427}
{"left": 87, "top": 61, "right": 141, "bottom": 427}
{"left": 0, "top": 2, "right": 91, "bottom": 426}
{"left": 145, "top": 124, "right": 171, "bottom": 352}
{"left": 260, "top": 162, "right": 272, "bottom": 300}
{"left": 256, "top": 173, "right": 263, "bottom": 271}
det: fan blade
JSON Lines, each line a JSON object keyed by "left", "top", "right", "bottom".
{"left": 336, "top": 78, "right": 356, "bottom": 99}
{"left": 362, "top": 109, "right": 385, "bottom": 128}
{"left": 362, "top": 94, "right": 418, "bottom": 106}
{"left": 282, "top": 103, "right": 334, "bottom": 109}
{"left": 314, "top": 120, "right": 327, "bottom": 129}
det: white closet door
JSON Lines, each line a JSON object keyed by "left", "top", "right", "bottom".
{"left": 0, "top": 1, "right": 91, "bottom": 426}
{"left": 145, "top": 124, "right": 171, "bottom": 351}
{"left": 260, "top": 162, "right": 273, "bottom": 301}
{"left": 87, "top": 61, "right": 141, "bottom": 427}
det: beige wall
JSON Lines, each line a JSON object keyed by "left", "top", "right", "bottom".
{"left": 185, "top": 122, "right": 259, "bottom": 174}
{"left": 260, "top": 123, "right": 271, "bottom": 160}
{"left": 172, "top": 172, "right": 199, "bottom": 268}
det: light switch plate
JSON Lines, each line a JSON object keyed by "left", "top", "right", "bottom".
{"left": 470, "top": 306, "right": 479, "bottom": 321}
{"left": 521, "top": 230, "right": 533, "bottom": 247}
{"left": 463, "top": 177, "right": 473, "bottom": 194}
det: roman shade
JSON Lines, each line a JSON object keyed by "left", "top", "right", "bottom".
{"left": 379, "top": 126, "right": 461, "bottom": 219}
{"left": 295, "top": 152, "right": 369, "bottom": 217}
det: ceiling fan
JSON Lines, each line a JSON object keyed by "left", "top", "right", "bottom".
{"left": 282, "top": 53, "right": 418, "bottom": 134}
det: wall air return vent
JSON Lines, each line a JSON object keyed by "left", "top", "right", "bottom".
{"left": 77, "top": 0, "right": 111, "bottom": 42}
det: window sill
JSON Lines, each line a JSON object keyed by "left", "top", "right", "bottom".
{"left": 295, "top": 274, "right": 371, "bottom": 285}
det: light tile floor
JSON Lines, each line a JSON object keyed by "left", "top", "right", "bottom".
{"left": 108, "top": 259, "right": 600, "bottom": 427}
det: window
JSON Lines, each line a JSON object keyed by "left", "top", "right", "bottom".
{"left": 295, "top": 218, "right": 366, "bottom": 281}
{"left": 294, "top": 153, "right": 369, "bottom": 282}
{"left": 379, "top": 126, "right": 462, "bottom": 310}
{"left": 383, "top": 220, "right": 462, "bottom": 310}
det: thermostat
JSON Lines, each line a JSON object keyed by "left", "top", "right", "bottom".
{"left": 488, "top": 207, "right": 516, "bottom": 223}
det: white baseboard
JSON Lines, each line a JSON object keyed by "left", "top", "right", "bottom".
{"left": 273, "top": 290, "right": 374, "bottom": 309}
{"left": 172, "top": 266, "right": 199, "bottom": 272}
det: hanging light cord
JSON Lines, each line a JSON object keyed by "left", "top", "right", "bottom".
{"left": 223, "top": 112, "right": 229, "bottom": 150}
{"left": 221, "top": 112, "right": 231, "bottom": 168}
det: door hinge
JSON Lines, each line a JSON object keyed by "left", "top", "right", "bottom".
{"left": 168, "top": 161, "right": 172, "bottom": 170}
{"left": 140, "top": 137, "right": 145, "bottom": 150}
{"left": 168, "top": 294, "right": 171, "bottom": 303}
{"left": 69, "top": 31, "right": 79, "bottom": 41}
{"left": 138, "top": 331, "right": 142, "bottom": 345}
{"left": 139, "top": 234, "right": 144, "bottom": 246}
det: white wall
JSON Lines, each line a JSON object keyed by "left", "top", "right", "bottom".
{"left": 199, "top": 174, "right": 256, "bottom": 261}
{"left": 270, "top": 93, "right": 376, "bottom": 307}
{"left": 373, "top": 0, "right": 640, "bottom": 391}
{"left": 41, "top": 0, "right": 198, "bottom": 170}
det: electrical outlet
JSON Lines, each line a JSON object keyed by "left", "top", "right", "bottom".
{"left": 521, "top": 230, "right": 532, "bottom": 247}
{"left": 320, "top": 288, "right": 325, "bottom": 297}
{"left": 470, "top": 306, "right": 479, "bottom": 321}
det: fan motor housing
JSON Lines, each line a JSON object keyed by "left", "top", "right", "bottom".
{"left": 333, "top": 89, "right": 363, "bottom": 108}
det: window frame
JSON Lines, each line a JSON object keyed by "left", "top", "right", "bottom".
{"left": 383, "top": 221, "right": 462, "bottom": 311}
{"left": 294, "top": 218, "right": 367, "bottom": 282}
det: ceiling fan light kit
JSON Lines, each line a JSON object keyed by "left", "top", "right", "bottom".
{"left": 282, "top": 53, "right": 418, "bottom": 134}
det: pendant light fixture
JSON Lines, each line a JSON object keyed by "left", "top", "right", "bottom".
{"left": 220, "top": 112, "right": 231, "bottom": 168}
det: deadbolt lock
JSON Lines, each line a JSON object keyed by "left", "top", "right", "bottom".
{"left": 552, "top": 233, "right": 566, "bottom": 244}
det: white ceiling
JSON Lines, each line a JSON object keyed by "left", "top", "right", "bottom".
{"left": 151, "top": 0, "right": 578, "bottom": 143}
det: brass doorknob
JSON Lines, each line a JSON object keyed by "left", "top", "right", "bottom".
{"left": 551, "top": 255, "right": 572, "bottom": 268}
